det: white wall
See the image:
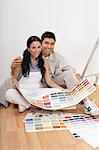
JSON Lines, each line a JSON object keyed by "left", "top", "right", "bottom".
{"left": 0, "top": 0, "right": 99, "bottom": 85}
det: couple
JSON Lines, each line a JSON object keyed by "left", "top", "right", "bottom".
{"left": 1, "top": 31, "right": 99, "bottom": 115}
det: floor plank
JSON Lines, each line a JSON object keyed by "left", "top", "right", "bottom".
{"left": 0, "top": 86, "right": 99, "bottom": 150}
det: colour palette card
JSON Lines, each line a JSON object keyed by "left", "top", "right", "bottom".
{"left": 24, "top": 111, "right": 99, "bottom": 148}
{"left": 19, "top": 79, "right": 96, "bottom": 110}
{"left": 63, "top": 114, "right": 99, "bottom": 130}
{"left": 23, "top": 109, "right": 55, "bottom": 122}
{"left": 24, "top": 112, "right": 68, "bottom": 132}
{"left": 24, "top": 111, "right": 99, "bottom": 133}
{"left": 27, "top": 79, "right": 96, "bottom": 110}
{"left": 70, "top": 125, "right": 99, "bottom": 148}
{"left": 74, "top": 126, "right": 99, "bottom": 148}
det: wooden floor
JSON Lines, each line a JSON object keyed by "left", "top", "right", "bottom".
{"left": 0, "top": 86, "right": 99, "bottom": 150}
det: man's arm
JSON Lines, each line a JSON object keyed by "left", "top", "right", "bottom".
{"left": 55, "top": 52, "right": 75, "bottom": 73}
{"left": 12, "top": 64, "right": 22, "bottom": 88}
{"left": 11, "top": 56, "right": 22, "bottom": 75}
{"left": 44, "top": 57, "right": 70, "bottom": 92}
{"left": 11, "top": 56, "right": 22, "bottom": 88}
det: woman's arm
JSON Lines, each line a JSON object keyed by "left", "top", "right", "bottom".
{"left": 44, "top": 57, "right": 69, "bottom": 92}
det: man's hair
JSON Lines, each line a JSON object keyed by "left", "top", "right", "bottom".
{"left": 41, "top": 31, "right": 56, "bottom": 41}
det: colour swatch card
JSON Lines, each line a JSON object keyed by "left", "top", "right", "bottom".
{"left": 24, "top": 111, "right": 68, "bottom": 132}
{"left": 24, "top": 110, "right": 99, "bottom": 148}
{"left": 19, "top": 79, "right": 96, "bottom": 110}
{"left": 71, "top": 126, "right": 99, "bottom": 148}
{"left": 24, "top": 111, "right": 99, "bottom": 133}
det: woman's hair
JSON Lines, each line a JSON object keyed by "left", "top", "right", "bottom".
{"left": 22, "top": 36, "right": 45, "bottom": 78}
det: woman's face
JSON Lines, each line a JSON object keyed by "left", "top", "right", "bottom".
{"left": 28, "top": 41, "right": 42, "bottom": 59}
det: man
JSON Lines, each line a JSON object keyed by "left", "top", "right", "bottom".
{"left": 0, "top": 31, "right": 99, "bottom": 116}
{"left": 41, "top": 31, "right": 78, "bottom": 89}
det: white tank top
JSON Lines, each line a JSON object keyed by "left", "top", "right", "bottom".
{"left": 18, "top": 71, "right": 43, "bottom": 96}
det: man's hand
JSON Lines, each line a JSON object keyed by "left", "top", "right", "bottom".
{"left": 11, "top": 56, "right": 23, "bottom": 70}
{"left": 12, "top": 78, "right": 19, "bottom": 89}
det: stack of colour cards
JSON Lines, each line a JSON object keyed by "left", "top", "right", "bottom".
{"left": 24, "top": 110, "right": 99, "bottom": 148}
{"left": 19, "top": 79, "right": 96, "bottom": 110}
{"left": 24, "top": 111, "right": 99, "bottom": 133}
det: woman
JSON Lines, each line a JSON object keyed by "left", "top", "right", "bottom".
{"left": 6, "top": 36, "right": 68, "bottom": 112}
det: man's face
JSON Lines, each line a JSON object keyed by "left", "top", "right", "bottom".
{"left": 42, "top": 38, "right": 55, "bottom": 56}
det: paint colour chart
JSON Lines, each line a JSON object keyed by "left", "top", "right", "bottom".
{"left": 72, "top": 125, "right": 99, "bottom": 148}
{"left": 21, "top": 79, "right": 96, "bottom": 110}
{"left": 19, "top": 79, "right": 96, "bottom": 110}
{"left": 24, "top": 110, "right": 99, "bottom": 133}
{"left": 24, "top": 110, "right": 68, "bottom": 132}
{"left": 24, "top": 110, "right": 99, "bottom": 148}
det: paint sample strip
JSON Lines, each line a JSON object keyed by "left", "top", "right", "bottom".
{"left": 19, "top": 79, "right": 96, "bottom": 110}
{"left": 24, "top": 112, "right": 99, "bottom": 132}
